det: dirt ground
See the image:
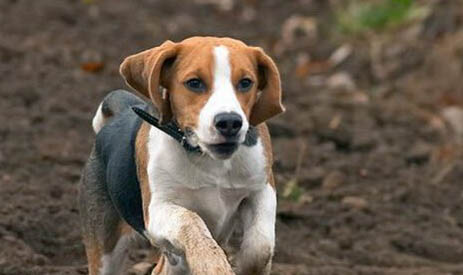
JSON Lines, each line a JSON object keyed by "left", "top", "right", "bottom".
{"left": 2, "top": 0, "right": 463, "bottom": 274}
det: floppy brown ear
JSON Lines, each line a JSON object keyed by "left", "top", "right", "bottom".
{"left": 120, "top": 41, "right": 178, "bottom": 124}
{"left": 249, "top": 47, "right": 285, "bottom": 126}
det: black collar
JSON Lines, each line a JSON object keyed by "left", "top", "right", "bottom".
{"left": 132, "top": 106, "right": 202, "bottom": 153}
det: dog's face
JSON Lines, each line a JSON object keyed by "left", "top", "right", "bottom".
{"left": 120, "top": 37, "right": 284, "bottom": 159}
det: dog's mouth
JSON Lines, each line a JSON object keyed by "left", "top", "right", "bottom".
{"left": 185, "top": 127, "right": 242, "bottom": 159}
{"left": 206, "top": 142, "right": 239, "bottom": 159}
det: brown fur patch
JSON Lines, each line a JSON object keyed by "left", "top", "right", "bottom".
{"left": 177, "top": 211, "right": 234, "bottom": 275}
{"left": 84, "top": 238, "right": 102, "bottom": 275}
{"left": 135, "top": 121, "right": 163, "bottom": 269}
{"left": 118, "top": 220, "right": 133, "bottom": 237}
{"left": 227, "top": 44, "right": 260, "bottom": 120}
{"left": 166, "top": 39, "right": 216, "bottom": 131}
{"left": 135, "top": 121, "right": 151, "bottom": 226}
{"left": 258, "top": 123, "right": 276, "bottom": 188}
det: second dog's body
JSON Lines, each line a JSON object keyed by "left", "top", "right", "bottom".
{"left": 80, "top": 37, "right": 284, "bottom": 275}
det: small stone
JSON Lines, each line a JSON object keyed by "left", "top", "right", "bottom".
{"left": 327, "top": 72, "right": 356, "bottom": 91}
{"left": 349, "top": 91, "right": 370, "bottom": 104}
{"left": 3, "top": 235, "right": 17, "bottom": 242}
{"left": 329, "top": 44, "right": 353, "bottom": 67}
{"left": 342, "top": 196, "right": 368, "bottom": 209}
{"left": 322, "top": 171, "right": 346, "bottom": 190}
{"left": 240, "top": 6, "right": 256, "bottom": 22}
{"left": 442, "top": 106, "right": 463, "bottom": 140}
{"left": 299, "top": 193, "right": 314, "bottom": 204}
{"left": 306, "top": 75, "right": 327, "bottom": 87}
{"left": 128, "top": 262, "right": 154, "bottom": 275}
{"left": 359, "top": 169, "right": 368, "bottom": 177}
{"left": 281, "top": 15, "right": 318, "bottom": 45}
{"left": 2, "top": 174, "right": 11, "bottom": 182}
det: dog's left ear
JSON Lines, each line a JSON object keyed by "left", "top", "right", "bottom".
{"left": 249, "top": 47, "right": 285, "bottom": 126}
{"left": 120, "top": 41, "right": 178, "bottom": 124}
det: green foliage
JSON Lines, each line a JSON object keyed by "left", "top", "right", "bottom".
{"left": 336, "top": 0, "right": 428, "bottom": 34}
{"left": 282, "top": 179, "right": 304, "bottom": 202}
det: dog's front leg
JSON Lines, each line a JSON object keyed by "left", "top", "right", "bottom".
{"left": 234, "top": 184, "right": 277, "bottom": 275}
{"left": 147, "top": 204, "right": 234, "bottom": 275}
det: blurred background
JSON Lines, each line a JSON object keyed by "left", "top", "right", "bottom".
{"left": 1, "top": 0, "right": 463, "bottom": 274}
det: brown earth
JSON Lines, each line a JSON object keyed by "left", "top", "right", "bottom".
{"left": 1, "top": 0, "right": 463, "bottom": 274}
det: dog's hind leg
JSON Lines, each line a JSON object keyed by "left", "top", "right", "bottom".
{"left": 98, "top": 222, "right": 136, "bottom": 275}
{"left": 79, "top": 150, "right": 135, "bottom": 275}
{"left": 82, "top": 220, "right": 135, "bottom": 275}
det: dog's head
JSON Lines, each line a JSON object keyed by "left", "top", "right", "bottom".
{"left": 120, "top": 37, "right": 284, "bottom": 159}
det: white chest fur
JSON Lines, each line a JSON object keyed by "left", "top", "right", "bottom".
{"left": 146, "top": 126, "right": 268, "bottom": 239}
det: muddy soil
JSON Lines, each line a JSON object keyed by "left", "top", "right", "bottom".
{"left": 1, "top": 0, "right": 463, "bottom": 274}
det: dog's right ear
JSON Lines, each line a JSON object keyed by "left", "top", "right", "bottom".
{"left": 120, "top": 41, "right": 178, "bottom": 124}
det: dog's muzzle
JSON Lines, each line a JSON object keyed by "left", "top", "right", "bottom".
{"left": 203, "top": 112, "right": 244, "bottom": 159}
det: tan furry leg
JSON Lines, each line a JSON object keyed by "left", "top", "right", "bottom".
{"left": 151, "top": 255, "right": 167, "bottom": 275}
{"left": 84, "top": 237, "right": 103, "bottom": 275}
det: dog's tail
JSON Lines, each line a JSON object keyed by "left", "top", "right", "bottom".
{"left": 92, "top": 89, "right": 145, "bottom": 134}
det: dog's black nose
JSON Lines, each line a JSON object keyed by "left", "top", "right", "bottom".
{"left": 214, "top": 112, "right": 243, "bottom": 137}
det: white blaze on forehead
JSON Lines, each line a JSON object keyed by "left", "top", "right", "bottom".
{"left": 197, "top": 45, "right": 249, "bottom": 144}
{"left": 209, "top": 46, "right": 244, "bottom": 115}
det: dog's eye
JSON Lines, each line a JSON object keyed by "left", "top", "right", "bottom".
{"left": 185, "top": 78, "right": 206, "bottom": 93}
{"left": 237, "top": 78, "right": 253, "bottom": 92}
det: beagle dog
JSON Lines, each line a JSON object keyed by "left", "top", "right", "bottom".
{"left": 79, "top": 37, "right": 284, "bottom": 275}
